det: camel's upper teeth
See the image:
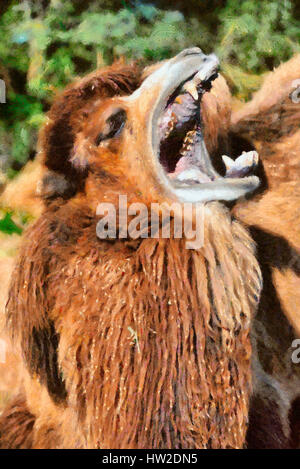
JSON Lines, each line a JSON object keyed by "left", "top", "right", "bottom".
{"left": 182, "top": 72, "right": 203, "bottom": 100}
{"left": 182, "top": 56, "right": 219, "bottom": 100}
{"left": 182, "top": 81, "right": 198, "bottom": 101}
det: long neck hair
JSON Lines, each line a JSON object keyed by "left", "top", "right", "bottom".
{"left": 53, "top": 203, "right": 261, "bottom": 448}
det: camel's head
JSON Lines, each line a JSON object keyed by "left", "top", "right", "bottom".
{"left": 40, "top": 48, "right": 259, "bottom": 207}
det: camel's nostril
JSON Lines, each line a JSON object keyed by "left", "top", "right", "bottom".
{"left": 175, "top": 47, "right": 204, "bottom": 59}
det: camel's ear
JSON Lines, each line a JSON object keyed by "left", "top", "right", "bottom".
{"left": 231, "top": 54, "right": 300, "bottom": 141}
{"left": 6, "top": 215, "right": 67, "bottom": 403}
{"left": 38, "top": 62, "right": 142, "bottom": 199}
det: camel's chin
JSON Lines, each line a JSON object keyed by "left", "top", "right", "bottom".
{"left": 146, "top": 48, "right": 260, "bottom": 203}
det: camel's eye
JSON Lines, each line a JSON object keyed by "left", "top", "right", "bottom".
{"left": 96, "top": 109, "right": 126, "bottom": 145}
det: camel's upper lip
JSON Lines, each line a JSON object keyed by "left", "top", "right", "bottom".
{"left": 149, "top": 48, "right": 260, "bottom": 204}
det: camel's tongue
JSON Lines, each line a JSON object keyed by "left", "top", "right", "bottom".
{"left": 170, "top": 164, "right": 212, "bottom": 184}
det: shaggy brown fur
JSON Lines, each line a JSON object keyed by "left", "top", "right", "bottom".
{"left": 1, "top": 51, "right": 299, "bottom": 449}
{"left": 5, "top": 199, "right": 261, "bottom": 448}
{"left": 0, "top": 397, "right": 35, "bottom": 449}
{"left": 232, "top": 55, "right": 300, "bottom": 448}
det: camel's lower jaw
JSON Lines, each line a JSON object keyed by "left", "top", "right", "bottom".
{"left": 171, "top": 174, "right": 260, "bottom": 204}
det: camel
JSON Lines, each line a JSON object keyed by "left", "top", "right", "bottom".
{"left": 0, "top": 48, "right": 299, "bottom": 448}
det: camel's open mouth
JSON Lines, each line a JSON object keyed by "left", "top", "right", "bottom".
{"left": 151, "top": 49, "right": 260, "bottom": 203}
{"left": 158, "top": 68, "right": 219, "bottom": 184}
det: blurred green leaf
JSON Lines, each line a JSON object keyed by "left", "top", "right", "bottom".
{"left": 0, "top": 212, "right": 23, "bottom": 235}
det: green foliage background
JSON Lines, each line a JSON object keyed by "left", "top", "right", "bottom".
{"left": 0, "top": 0, "right": 299, "bottom": 176}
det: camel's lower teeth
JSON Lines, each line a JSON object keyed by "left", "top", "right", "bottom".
{"left": 223, "top": 151, "right": 259, "bottom": 178}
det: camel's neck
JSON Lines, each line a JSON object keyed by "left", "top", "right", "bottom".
{"left": 53, "top": 204, "right": 261, "bottom": 448}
